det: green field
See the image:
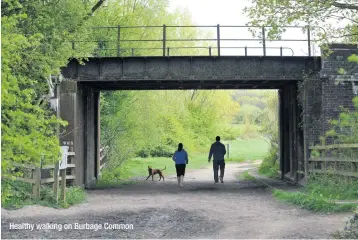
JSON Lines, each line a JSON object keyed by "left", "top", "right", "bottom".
{"left": 223, "top": 138, "right": 269, "bottom": 162}
{"left": 106, "top": 138, "right": 269, "bottom": 181}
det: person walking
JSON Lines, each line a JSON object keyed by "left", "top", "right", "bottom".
{"left": 172, "top": 143, "right": 189, "bottom": 188}
{"left": 208, "top": 136, "right": 226, "bottom": 183}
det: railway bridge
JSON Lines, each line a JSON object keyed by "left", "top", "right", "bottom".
{"left": 56, "top": 25, "right": 358, "bottom": 187}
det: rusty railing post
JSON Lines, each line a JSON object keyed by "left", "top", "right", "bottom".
{"left": 163, "top": 24, "right": 166, "bottom": 56}
{"left": 217, "top": 24, "right": 221, "bottom": 56}
{"left": 307, "top": 25, "right": 311, "bottom": 56}
{"left": 262, "top": 26, "right": 266, "bottom": 56}
{"left": 117, "top": 25, "right": 121, "bottom": 57}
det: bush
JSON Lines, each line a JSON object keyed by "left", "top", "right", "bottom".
{"left": 1, "top": 180, "right": 33, "bottom": 209}
{"left": 258, "top": 146, "right": 279, "bottom": 178}
{"left": 65, "top": 187, "right": 87, "bottom": 206}
{"left": 150, "top": 145, "right": 174, "bottom": 157}
{"left": 221, "top": 127, "right": 240, "bottom": 141}
{"left": 1, "top": 179, "right": 86, "bottom": 209}
{"left": 136, "top": 144, "right": 174, "bottom": 158}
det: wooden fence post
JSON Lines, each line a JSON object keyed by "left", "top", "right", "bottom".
{"left": 321, "top": 140, "right": 326, "bottom": 170}
{"left": 53, "top": 162, "right": 59, "bottom": 204}
{"left": 33, "top": 167, "right": 41, "bottom": 198}
{"left": 60, "top": 169, "right": 66, "bottom": 202}
{"left": 352, "top": 162, "right": 357, "bottom": 173}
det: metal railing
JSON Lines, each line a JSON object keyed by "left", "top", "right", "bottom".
{"left": 71, "top": 25, "right": 319, "bottom": 57}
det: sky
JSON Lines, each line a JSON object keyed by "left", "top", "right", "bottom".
{"left": 169, "top": 0, "right": 251, "bottom": 25}
{"left": 168, "top": 0, "right": 320, "bottom": 56}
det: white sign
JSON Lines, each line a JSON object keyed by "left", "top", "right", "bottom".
{"left": 60, "top": 146, "right": 69, "bottom": 170}
{"left": 49, "top": 98, "right": 59, "bottom": 111}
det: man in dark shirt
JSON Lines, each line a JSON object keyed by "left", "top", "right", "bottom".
{"left": 208, "top": 136, "right": 226, "bottom": 183}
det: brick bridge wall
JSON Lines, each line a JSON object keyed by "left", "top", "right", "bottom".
{"left": 304, "top": 44, "right": 358, "bottom": 148}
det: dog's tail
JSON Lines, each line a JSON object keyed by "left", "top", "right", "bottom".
{"left": 161, "top": 166, "right": 166, "bottom": 171}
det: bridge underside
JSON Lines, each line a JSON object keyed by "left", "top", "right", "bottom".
{"left": 84, "top": 80, "right": 293, "bottom": 90}
{"left": 60, "top": 56, "right": 322, "bottom": 187}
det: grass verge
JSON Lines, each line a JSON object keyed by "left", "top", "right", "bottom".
{"left": 271, "top": 174, "right": 358, "bottom": 213}
{"left": 272, "top": 189, "right": 357, "bottom": 213}
{"left": 305, "top": 173, "right": 358, "bottom": 200}
{"left": 237, "top": 170, "right": 257, "bottom": 181}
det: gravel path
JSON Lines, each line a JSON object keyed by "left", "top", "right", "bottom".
{"left": 1, "top": 162, "right": 351, "bottom": 239}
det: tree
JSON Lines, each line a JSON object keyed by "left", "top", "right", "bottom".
{"left": 244, "top": 0, "right": 358, "bottom": 43}
{"left": 86, "top": 0, "right": 213, "bottom": 57}
{"left": 235, "top": 104, "right": 263, "bottom": 124}
{"left": 1, "top": 0, "right": 103, "bottom": 203}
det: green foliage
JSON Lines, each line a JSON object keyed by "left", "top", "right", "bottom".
{"left": 244, "top": 0, "right": 358, "bottom": 43}
{"left": 65, "top": 187, "right": 87, "bottom": 206}
{"left": 1, "top": 13, "right": 67, "bottom": 173}
{"left": 253, "top": 90, "right": 280, "bottom": 177}
{"left": 101, "top": 90, "right": 240, "bottom": 170}
{"left": 306, "top": 173, "right": 358, "bottom": 200}
{"left": 272, "top": 189, "right": 356, "bottom": 213}
{"left": 236, "top": 104, "right": 263, "bottom": 124}
{"left": 1, "top": 0, "right": 100, "bottom": 205}
{"left": 86, "top": 0, "right": 213, "bottom": 57}
{"left": 1, "top": 180, "right": 33, "bottom": 209}
{"left": 272, "top": 173, "right": 358, "bottom": 213}
{"left": 348, "top": 54, "right": 358, "bottom": 63}
{"left": 1, "top": 179, "right": 86, "bottom": 209}
{"left": 325, "top": 96, "right": 358, "bottom": 144}
{"left": 258, "top": 146, "right": 279, "bottom": 178}
{"left": 259, "top": 91, "right": 279, "bottom": 146}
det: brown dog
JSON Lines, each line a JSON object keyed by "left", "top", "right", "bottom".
{"left": 146, "top": 166, "right": 166, "bottom": 181}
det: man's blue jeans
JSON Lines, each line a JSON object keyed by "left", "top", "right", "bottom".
{"left": 213, "top": 160, "right": 225, "bottom": 182}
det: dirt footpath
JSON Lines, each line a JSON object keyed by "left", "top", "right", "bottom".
{"left": 1, "top": 162, "right": 351, "bottom": 239}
